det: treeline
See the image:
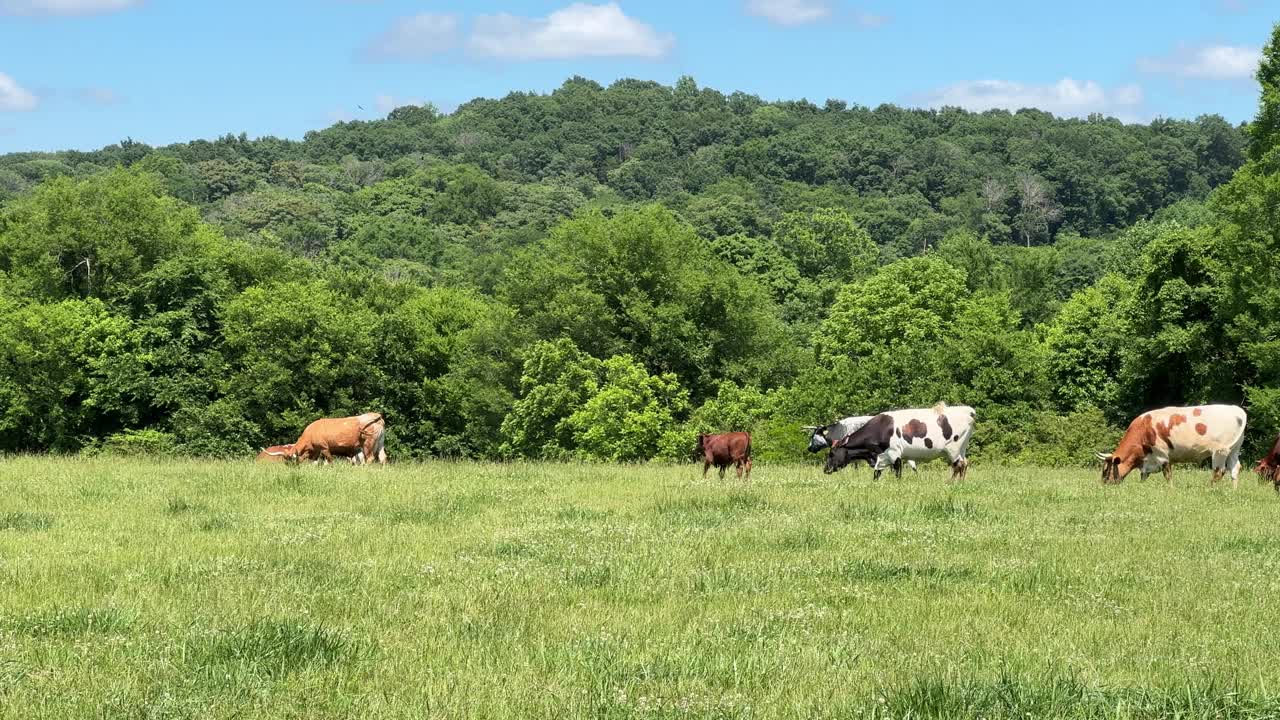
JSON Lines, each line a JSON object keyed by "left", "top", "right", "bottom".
{"left": 0, "top": 30, "right": 1277, "bottom": 464}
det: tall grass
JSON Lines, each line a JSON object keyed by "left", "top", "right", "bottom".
{"left": 0, "top": 456, "right": 1278, "bottom": 718}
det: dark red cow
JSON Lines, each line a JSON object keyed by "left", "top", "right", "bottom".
{"left": 1256, "top": 433, "right": 1280, "bottom": 491}
{"left": 696, "top": 432, "right": 752, "bottom": 479}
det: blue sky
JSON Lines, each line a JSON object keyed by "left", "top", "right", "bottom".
{"left": 0, "top": 0, "right": 1275, "bottom": 153}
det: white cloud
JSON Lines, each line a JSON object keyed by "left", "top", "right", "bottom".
{"left": 1137, "top": 44, "right": 1260, "bottom": 80}
{"left": 744, "top": 0, "right": 831, "bottom": 26}
{"left": 78, "top": 86, "right": 123, "bottom": 105}
{"left": 374, "top": 93, "right": 424, "bottom": 114}
{"left": 361, "top": 13, "right": 461, "bottom": 61}
{"left": 0, "top": 72, "right": 38, "bottom": 111}
{"left": 468, "top": 3, "right": 673, "bottom": 60}
{"left": 852, "top": 10, "right": 889, "bottom": 28}
{"left": 917, "top": 78, "right": 1144, "bottom": 119}
{"left": 0, "top": 0, "right": 141, "bottom": 16}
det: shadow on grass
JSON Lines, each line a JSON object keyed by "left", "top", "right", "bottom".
{"left": 880, "top": 671, "right": 1280, "bottom": 719}
{"left": 834, "top": 559, "right": 975, "bottom": 585}
{"left": 188, "top": 619, "right": 361, "bottom": 679}
{"left": 0, "top": 512, "right": 52, "bottom": 532}
{"left": 4, "top": 607, "right": 134, "bottom": 637}
{"left": 370, "top": 491, "right": 498, "bottom": 527}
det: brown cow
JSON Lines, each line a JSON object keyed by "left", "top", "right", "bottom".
{"left": 258, "top": 443, "right": 364, "bottom": 465}
{"left": 696, "top": 432, "right": 752, "bottom": 479}
{"left": 286, "top": 412, "right": 386, "bottom": 465}
{"left": 1097, "top": 404, "right": 1247, "bottom": 487}
{"left": 1255, "top": 433, "right": 1280, "bottom": 491}
{"left": 256, "top": 444, "right": 295, "bottom": 463}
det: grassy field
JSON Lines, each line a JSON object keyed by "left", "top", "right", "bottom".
{"left": 2, "top": 458, "right": 1280, "bottom": 719}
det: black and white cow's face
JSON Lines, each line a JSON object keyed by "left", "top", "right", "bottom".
{"left": 807, "top": 426, "right": 833, "bottom": 453}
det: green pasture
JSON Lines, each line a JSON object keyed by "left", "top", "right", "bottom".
{"left": 2, "top": 457, "right": 1280, "bottom": 718}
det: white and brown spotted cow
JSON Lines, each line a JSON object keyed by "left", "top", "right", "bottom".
{"left": 823, "top": 403, "right": 976, "bottom": 481}
{"left": 1097, "top": 404, "right": 1246, "bottom": 487}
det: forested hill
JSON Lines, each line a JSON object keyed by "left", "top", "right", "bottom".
{"left": 0, "top": 76, "right": 1247, "bottom": 254}
{"left": 0, "top": 59, "right": 1277, "bottom": 463}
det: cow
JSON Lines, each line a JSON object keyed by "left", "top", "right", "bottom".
{"left": 696, "top": 432, "right": 752, "bottom": 479}
{"left": 285, "top": 412, "right": 387, "bottom": 465}
{"left": 1255, "top": 432, "right": 1280, "bottom": 490}
{"left": 256, "top": 444, "right": 295, "bottom": 463}
{"left": 823, "top": 403, "right": 976, "bottom": 481}
{"left": 1096, "top": 404, "right": 1247, "bottom": 487}
{"left": 804, "top": 415, "right": 918, "bottom": 473}
{"left": 258, "top": 443, "right": 368, "bottom": 465}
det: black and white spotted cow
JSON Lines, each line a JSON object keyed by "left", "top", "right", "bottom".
{"left": 823, "top": 403, "right": 976, "bottom": 481}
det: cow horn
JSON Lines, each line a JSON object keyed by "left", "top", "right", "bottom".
{"left": 266, "top": 451, "right": 286, "bottom": 457}
{"left": 801, "top": 425, "right": 820, "bottom": 431}
{"left": 1095, "top": 452, "right": 1111, "bottom": 461}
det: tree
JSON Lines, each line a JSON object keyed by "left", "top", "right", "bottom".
{"left": 565, "top": 355, "right": 689, "bottom": 462}
{"left": 1013, "top": 171, "right": 1060, "bottom": 246}
{"left": 1044, "top": 275, "right": 1134, "bottom": 415}
{"left": 221, "top": 280, "right": 377, "bottom": 442}
{"left": 0, "top": 299, "right": 133, "bottom": 452}
{"left": 1247, "top": 21, "right": 1280, "bottom": 162}
{"left": 0, "top": 169, "right": 222, "bottom": 303}
{"left": 500, "top": 205, "right": 793, "bottom": 399}
{"left": 500, "top": 339, "right": 603, "bottom": 459}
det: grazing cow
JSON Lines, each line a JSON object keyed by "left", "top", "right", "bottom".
{"left": 286, "top": 412, "right": 386, "bottom": 465}
{"left": 1255, "top": 433, "right": 1280, "bottom": 490}
{"left": 823, "top": 403, "right": 976, "bottom": 481}
{"left": 696, "top": 432, "right": 752, "bottom": 479}
{"left": 804, "top": 415, "right": 918, "bottom": 472}
{"left": 256, "top": 444, "right": 295, "bottom": 463}
{"left": 1096, "top": 404, "right": 1247, "bottom": 487}
{"left": 258, "top": 443, "right": 366, "bottom": 465}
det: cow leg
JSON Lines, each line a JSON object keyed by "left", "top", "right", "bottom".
{"left": 735, "top": 460, "right": 744, "bottom": 479}
{"left": 744, "top": 458, "right": 752, "bottom": 480}
{"left": 702, "top": 461, "right": 711, "bottom": 478}
{"left": 892, "top": 459, "right": 904, "bottom": 480}
{"left": 1162, "top": 462, "right": 1173, "bottom": 486}
{"left": 1228, "top": 451, "right": 1242, "bottom": 490}
{"left": 718, "top": 465, "right": 726, "bottom": 480}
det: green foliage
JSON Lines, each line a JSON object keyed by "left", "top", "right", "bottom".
{"left": 89, "top": 429, "right": 178, "bottom": 457}
{"left": 1044, "top": 275, "right": 1134, "bottom": 416}
{"left": 972, "top": 404, "right": 1121, "bottom": 466}
{"left": 221, "top": 281, "right": 377, "bottom": 440}
{"left": 500, "top": 339, "right": 602, "bottom": 459}
{"left": 0, "top": 298, "right": 132, "bottom": 452}
{"left": 501, "top": 205, "right": 792, "bottom": 399}
{"left": 1248, "top": 22, "right": 1280, "bottom": 162}
{"left": 0, "top": 74, "right": 1275, "bottom": 463}
{"left": 0, "top": 169, "right": 220, "bottom": 303}
{"left": 564, "top": 355, "right": 689, "bottom": 462}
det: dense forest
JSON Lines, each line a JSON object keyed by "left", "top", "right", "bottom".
{"left": 1, "top": 26, "right": 1278, "bottom": 465}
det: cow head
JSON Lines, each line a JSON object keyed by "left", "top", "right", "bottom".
{"left": 694, "top": 434, "right": 707, "bottom": 458}
{"left": 1256, "top": 458, "right": 1280, "bottom": 488}
{"left": 804, "top": 425, "right": 831, "bottom": 453}
{"left": 1095, "top": 451, "right": 1136, "bottom": 484}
